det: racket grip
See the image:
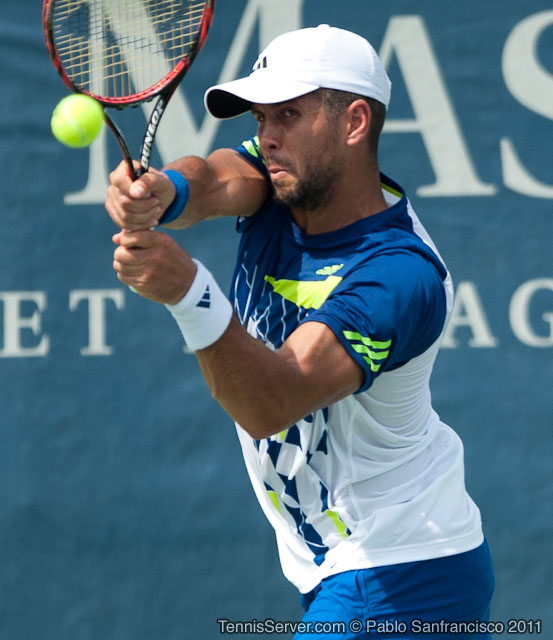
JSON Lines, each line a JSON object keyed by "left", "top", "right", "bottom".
{"left": 104, "top": 112, "right": 140, "bottom": 180}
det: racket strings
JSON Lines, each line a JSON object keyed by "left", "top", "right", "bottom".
{"left": 51, "top": 0, "right": 207, "bottom": 100}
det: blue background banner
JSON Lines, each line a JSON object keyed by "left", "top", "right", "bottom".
{"left": 1, "top": 1, "right": 552, "bottom": 637}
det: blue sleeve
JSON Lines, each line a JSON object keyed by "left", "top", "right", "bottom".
{"left": 305, "top": 251, "right": 447, "bottom": 392}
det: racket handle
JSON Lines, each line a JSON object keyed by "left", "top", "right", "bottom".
{"left": 104, "top": 112, "right": 141, "bottom": 181}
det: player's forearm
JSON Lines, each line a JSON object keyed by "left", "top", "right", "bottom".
{"left": 163, "top": 259, "right": 360, "bottom": 438}
{"left": 195, "top": 317, "right": 359, "bottom": 440}
{"left": 162, "top": 261, "right": 305, "bottom": 437}
{"left": 196, "top": 318, "right": 318, "bottom": 439}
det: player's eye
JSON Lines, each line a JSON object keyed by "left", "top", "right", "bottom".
{"left": 281, "top": 108, "right": 298, "bottom": 118}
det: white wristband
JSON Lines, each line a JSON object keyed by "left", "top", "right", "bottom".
{"left": 165, "top": 260, "right": 233, "bottom": 351}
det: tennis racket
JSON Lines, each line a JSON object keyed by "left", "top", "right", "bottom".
{"left": 43, "top": 0, "right": 215, "bottom": 179}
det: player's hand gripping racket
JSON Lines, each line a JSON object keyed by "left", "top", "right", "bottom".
{"left": 43, "top": 0, "right": 215, "bottom": 179}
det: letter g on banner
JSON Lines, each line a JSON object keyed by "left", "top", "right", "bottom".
{"left": 509, "top": 278, "right": 553, "bottom": 347}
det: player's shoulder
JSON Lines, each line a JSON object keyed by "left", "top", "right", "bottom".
{"left": 236, "top": 136, "right": 267, "bottom": 177}
{"left": 350, "top": 247, "right": 447, "bottom": 329}
{"left": 367, "top": 246, "right": 446, "bottom": 286}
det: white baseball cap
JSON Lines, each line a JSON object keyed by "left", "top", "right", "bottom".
{"left": 204, "top": 24, "right": 391, "bottom": 119}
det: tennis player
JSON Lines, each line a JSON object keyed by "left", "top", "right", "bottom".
{"left": 106, "top": 25, "right": 494, "bottom": 639}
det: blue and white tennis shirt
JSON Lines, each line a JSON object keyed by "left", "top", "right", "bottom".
{"left": 229, "top": 137, "right": 484, "bottom": 595}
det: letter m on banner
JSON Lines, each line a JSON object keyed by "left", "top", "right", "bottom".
{"left": 65, "top": 0, "right": 305, "bottom": 205}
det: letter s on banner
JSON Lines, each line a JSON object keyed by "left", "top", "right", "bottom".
{"left": 501, "top": 10, "right": 553, "bottom": 198}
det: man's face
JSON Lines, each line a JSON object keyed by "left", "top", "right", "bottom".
{"left": 252, "top": 93, "right": 344, "bottom": 211}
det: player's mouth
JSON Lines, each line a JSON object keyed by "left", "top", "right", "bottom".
{"left": 267, "top": 163, "right": 292, "bottom": 182}
{"left": 270, "top": 169, "right": 287, "bottom": 181}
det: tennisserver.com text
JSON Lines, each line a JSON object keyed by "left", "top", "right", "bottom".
{"left": 216, "top": 617, "right": 542, "bottom": 635}
{"left": 217, "top": 619, "right": 345, "bottom": 635}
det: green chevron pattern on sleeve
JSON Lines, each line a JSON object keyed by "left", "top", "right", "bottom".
{"left": 343, "top": 330, "right": 392, "bottom": 373}
{"left": 241, "top": 136, "right": 264, "bottom": 163}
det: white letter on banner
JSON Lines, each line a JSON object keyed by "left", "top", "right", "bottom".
{"left": 69, "top": 289, "right": 125, "bottom": 356}
{"left": 509, "top": 279, "right": 553, "bottom": 347}
{"left": 0, "top": 292, "right": 50, "bottom": 357}
{"left": 65, "top": 0, "right": 305, "bottom": 205}
{"left": 379, "top": 16, "right": 496, "bottom": 197}
{"left": 441, "top": 282, "right": 499, "bottom": 348}
{"left": 501, "top": 11, "right": 553, "bottom": 198}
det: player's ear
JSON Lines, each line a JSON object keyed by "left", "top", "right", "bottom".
{"left": 345, "top": 99, "right": 371, "bottom": 147}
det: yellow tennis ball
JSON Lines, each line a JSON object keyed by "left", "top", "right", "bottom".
{"left": 50, "top": 94, "right": 104, "bottom": 148}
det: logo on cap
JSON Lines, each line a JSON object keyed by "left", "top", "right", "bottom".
{"left": 253, "top": 55, "right": 268, "bottom": 71}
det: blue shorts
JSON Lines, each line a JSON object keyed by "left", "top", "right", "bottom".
{"left": 295, "top": 541, "right": 494, "bottom": 639}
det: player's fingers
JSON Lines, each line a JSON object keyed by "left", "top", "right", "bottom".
{"left": 113, "top": 229, "right": 160, "bottom": 249}
{"left": 128, "top": 177, "right": 151, "bottom": 199}
{"left": 113, "top": 230, "right": 143, "bottom": 250}
{"left": 114, "top": 269, "right": 142, "bottom": 291}
{"left": 106, "top": 164, "right": 175, "bottom": 230}
{"left": 106, "top": 188, "right": 162, "bottom": 230}
{"left": 128, "top": 169, "right": 170, "bottom": 200}
{"left": 107, "top": 182, "right": 159, "bottom": 211}
{"left": 107, "top": 161, "right": 159, "bottom": 209}
{"left": 113, "top": 243, "right": 140, "bottom": 262}
{"left": 130, "top": 168, "right": 176, "bottom": 209}
{"left": 113, "top": 258, "right": 141, "bottom": 276}
{"left": 112, "top": 258, "right": 147, "bottom": 279}
{"left": 112, "top": 247, "right": 152, "bottom": 286}
{"left": 108, "top": 160, "right": 134, "bottom": 191}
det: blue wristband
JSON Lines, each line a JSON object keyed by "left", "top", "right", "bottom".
{"left": 159, "top": 169, "right": 190, "bottom": 225}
